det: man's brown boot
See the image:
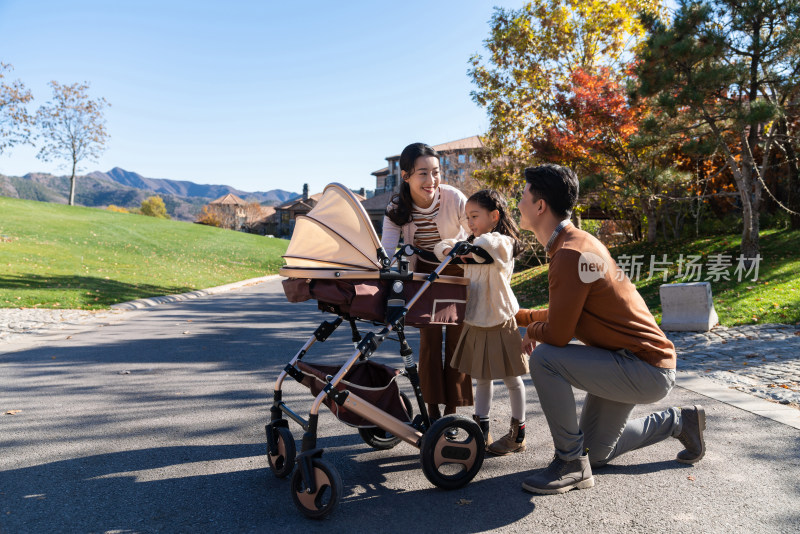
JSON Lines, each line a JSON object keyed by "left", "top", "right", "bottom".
{"left": 675, "top": 405, "right": 706, "bottom": 464}
{"left": 487, "top": 417, "right": 526, "bottom": 456}
{"left": 472, "top": 414, "right": 493, "bottom": 449}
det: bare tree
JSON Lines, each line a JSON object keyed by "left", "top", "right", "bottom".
{"left": 242, "top": 201, "right": 267, "bottom": 232}
{"left": 36, "top": 81, "right": 109, "bottom": 205}
{"left": 0, "top": 63, "right": 34, "bottom": 156}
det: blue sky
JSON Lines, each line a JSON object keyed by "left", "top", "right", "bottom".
{"left": 0, "top": 0, "right": 528, "bottom": 195}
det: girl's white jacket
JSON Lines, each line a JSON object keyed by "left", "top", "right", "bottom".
{"left": 435, "top": 232, "right": 520, "bottom": 328}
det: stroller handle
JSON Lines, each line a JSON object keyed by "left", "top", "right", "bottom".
{"left": 393, "top": 242, "right": 493, "bottom": 266}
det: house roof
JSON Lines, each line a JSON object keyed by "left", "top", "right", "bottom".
{"left": 277, "top": 190, "right": 365, "bottom": 211}
{"left": 210, "top": 193, "right": 248, "bottom": 206}
{"left": 277, "top": 193, "right": 322, "bottom": 210}
{"left": 371, "top": 166, "right": 389, "bottom": 176}
{"left": 257, "top": 205, "right": 277, "bottom": 222}
{"left": 433, "top": 135, "right": 483, "bottom": 152}
{"left": 386, "top": 135, "right": 483, "bottom": 159}
{"left": 360, "top": 190, "right": 394, "bottom": 213}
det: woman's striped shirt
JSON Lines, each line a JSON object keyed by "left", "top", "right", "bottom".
{"left": 412, "top": 196, "right": 442, "bottom": 268}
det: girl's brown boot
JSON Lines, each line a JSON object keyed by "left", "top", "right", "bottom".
{"left": 487, "top": 418, "right": 526, "bottom": 455}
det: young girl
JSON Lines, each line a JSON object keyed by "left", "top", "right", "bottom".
{"left": 434, "top": 189, "right": 528, "bottom": 455}
{"left": 381, "top": 142, "right": 474, "bottom": 421}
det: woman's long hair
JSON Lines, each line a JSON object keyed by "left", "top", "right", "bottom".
{"left": 467, "top": 189, "right": 522, "bottom": 257}
{"left": 385, "top": 142, "right": 440, "bottom": 226}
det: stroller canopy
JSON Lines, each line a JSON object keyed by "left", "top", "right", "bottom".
{"left": 283, "top": 183, "right": 384, "bottom": 271}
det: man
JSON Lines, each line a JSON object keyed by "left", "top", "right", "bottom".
{"left": 515, "top": 164, "right": 705, "bottom": 495}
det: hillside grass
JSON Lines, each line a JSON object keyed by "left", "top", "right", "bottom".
{"left": 0, "top": 196, "right": 288, "bottom": 309}
{"left": 511, "top": 228, "right": 800, "bottom": 327}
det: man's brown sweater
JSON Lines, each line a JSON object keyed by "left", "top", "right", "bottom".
{"left": 516, "top": 224, "right": 676, "bottom": 369}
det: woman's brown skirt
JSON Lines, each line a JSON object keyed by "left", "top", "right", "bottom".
{"left": 451, "top": 317, "right": 528, "bottom": 380}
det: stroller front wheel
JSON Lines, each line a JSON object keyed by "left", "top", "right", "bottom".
{"left": 267, "top": 426, "right": 296, "bottom": 478}
{"left": 290, "top": 458, "right": 342, "bottom": 519}
{"left": 357, "top": 392, "right": 414, "bottom": 450}
{"left": 419, "top": 415, "right": 485, "bottom": 490}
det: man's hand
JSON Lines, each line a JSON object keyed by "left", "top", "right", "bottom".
{"left": 521, "top": 331, "right": 536, "bottom": 355}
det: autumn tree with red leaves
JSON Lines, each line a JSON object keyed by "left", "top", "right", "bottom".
{"left": 532, "top": 66, "right": 688, "bottom": 241}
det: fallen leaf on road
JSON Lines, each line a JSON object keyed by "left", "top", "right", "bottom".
{"left": 687, "top": 476, "right": 695, "bottom": 481}
{"left": 457, "top": 499, "right": 472, "bottom": 505}
{"left": 4, "top": 410, "right": 21, "bottom": 415}
{"left": 182, "top": 331, "right": 190, "bottom": 334}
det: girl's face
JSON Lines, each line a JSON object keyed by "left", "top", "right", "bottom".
{"left": 466, "top": 200, "right": 499, "bottom": 238}
{"left": 403, "top": 156, "right": 440, "bottom": 208}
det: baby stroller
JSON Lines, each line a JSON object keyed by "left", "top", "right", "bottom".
{"left": 266, "top": 183, "right": 491, "bottom": 519}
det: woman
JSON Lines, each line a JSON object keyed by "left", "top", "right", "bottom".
{"left": 381, "top": 142, "right": 473, "bottom": 420}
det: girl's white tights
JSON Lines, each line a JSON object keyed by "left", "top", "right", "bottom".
{"left": 474, "top": 376, "right": 526, "bottom": 421}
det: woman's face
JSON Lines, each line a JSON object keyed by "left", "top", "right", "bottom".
{"left": 403, "top": 156, "right": 440, "bottom": 208}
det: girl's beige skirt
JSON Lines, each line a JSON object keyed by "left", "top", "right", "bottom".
{"left": 450, "top": 317, "right": 528, "bottom": 380}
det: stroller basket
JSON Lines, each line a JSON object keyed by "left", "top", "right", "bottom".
{"left": 296, "top": 360, "right": 411, "bottom": 428}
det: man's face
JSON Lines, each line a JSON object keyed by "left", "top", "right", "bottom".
{"left": 518, "top": 183, "right": 540, "bottom": 232}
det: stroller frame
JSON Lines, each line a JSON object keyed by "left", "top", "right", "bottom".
{"left": 267, "top": 241, "right": 491, "bottom": 519}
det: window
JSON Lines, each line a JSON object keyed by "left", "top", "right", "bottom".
{"left": 458, "top": 154, "right": 466, "bottom": 163}
{"left": 469, "top": 154, "right": 475, "bottom": 163}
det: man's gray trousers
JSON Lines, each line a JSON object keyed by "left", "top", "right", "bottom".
{"left": 530, "top": 343, "right": 680, "bottom": 467}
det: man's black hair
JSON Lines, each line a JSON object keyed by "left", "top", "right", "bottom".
{"left": 523, "top": 164, "right": 579, "bottom": 220}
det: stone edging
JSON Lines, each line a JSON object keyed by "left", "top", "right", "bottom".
{"left": 677, "top": 371, "right": 800, "bottom": 430}
{"left": 110, "top": 274, "right": 282, "bottom": 310}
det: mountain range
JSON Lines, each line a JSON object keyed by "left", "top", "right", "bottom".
{"left": 0, "top": 167, "right": 299, "bottom": 222}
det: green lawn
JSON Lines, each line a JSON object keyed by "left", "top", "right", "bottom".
{"left": 511, "top": 228, "right": 800, "bottom": 327}
{"left": 0, "top": 196, "right": 288, "bottom": 309}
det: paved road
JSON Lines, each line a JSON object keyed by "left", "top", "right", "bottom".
{"left": 1, "top": 278, "right": 799, "bottom": 533}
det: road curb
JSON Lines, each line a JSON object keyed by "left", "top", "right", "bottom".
{"left": 676, "top": 370, "right": 800, "bottom": 429}
{"left": 110, "top": 274, "right": 282, "bottom": 310}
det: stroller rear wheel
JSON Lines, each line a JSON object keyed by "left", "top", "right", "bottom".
{"left": 419, "top": 414, "right": 485, "bottom": 490}
{"left": 291, "top": 458, "right": 342, "bottom": 519}
{"left": 267, "top": 426, "right": 296, "bottom": 478}
{"left": 357, "top": 392, "right": 414, "bottom": 450}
